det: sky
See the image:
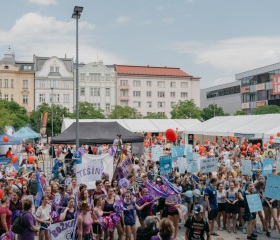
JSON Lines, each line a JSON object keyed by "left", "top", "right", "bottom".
{"left": 1, "top": 0, "right": 280, "bottom": 88}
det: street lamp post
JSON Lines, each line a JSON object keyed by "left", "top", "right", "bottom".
{"left": 72, "top": 6, "right": 83, "bottom": 150}
{"left": 51, "top": 87, "right": 54, "bottom": 138}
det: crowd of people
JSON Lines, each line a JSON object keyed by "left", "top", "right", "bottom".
{"left": 0, "top": 135, "right": 279, "bottom": 240}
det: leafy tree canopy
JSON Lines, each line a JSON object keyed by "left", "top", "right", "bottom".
{"left": 170, "top": 100, "right": 201, "bottom": 120}
{"left": 70, "top": 101, "right": 105, "bottom": 119}
{"left": 201, "top": 104, "right": 229, "bottom": 121}
{"left": 144, "top": 112, "right": 167, "bottom": 119}
{"left": 0, "top": 100, "right": 29, "bottom": 131}
{"left": 253, "top": 105, "right": 280, "bottom": 115}
{"left": 108, "top": 105, "right": 143, "bottom": 119}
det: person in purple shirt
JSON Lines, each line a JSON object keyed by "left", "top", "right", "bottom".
{"left": 18, "top": 198, "right": 39, "bottom": 240}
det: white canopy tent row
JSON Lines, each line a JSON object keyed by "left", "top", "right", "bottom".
{"left": 61, "top": 118, "right": 201, "bottom": 134}
{"left": 186, "top": 114, "right": 280, "bottom": 144}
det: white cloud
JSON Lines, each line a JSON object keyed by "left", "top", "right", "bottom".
{"left": 27, "top": 0, "right": 57, "bottom": 5}
{"left": 115, "top": 16, "right": 131, "bottom": 25}
{"left": 0, "top": 12, "right": 124, "bottom": 64}
{"left": 156, "top": 5, "right": 168, "bottom": 11}
{"left": 162, "top": 17, "right": 175, "bottom": 24}
{"left": 171, "top": 36, "right": 280, "bottom": 73}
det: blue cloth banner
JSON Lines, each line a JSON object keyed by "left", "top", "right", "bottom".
{"left": 171, "top": 146, "right": 185, "bottom": 159}
{"left": 34, "top": 170, "right": 45, "bottom": 208}
{"left": 262, "top": 158, "right": 273, "bottom": 177}
{"left": 152, "top": 145, "right": 163, "bottom": 161}
{"left": 264, "top": 174, "right": 280, "bottom": 200}
{"left": 200, "top": 157, "right": 218, "bottom": 174}
{"left": 184, "top": 144, "right": 192, "bottom": 155}
{"left": 159, "top": 155, "right": 172, "bottom": 175}
{"left": 241, "top": 160, "right": 251, "bottom": 176}
{"left": 247, "top": 194, "right": 263, "bottom": 213}
{"left": 277, "top": 153, "right": 280, "bottom": 173}
{"left": 186, "top": 152, "right": 198, "bottom": 173}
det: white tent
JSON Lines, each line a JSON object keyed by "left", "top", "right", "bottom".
{"left": 61, "top": 118, "right": 201, "bottom": 133}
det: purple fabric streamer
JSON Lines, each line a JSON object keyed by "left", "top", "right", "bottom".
{"left": 145, "top": 181, "right": 170, "bottom": 198}
{"left": 78, "top": 147, "right": 86, "bottom": 157}
{"left": 161, "top": 176, "right": 182, "bottom": 194}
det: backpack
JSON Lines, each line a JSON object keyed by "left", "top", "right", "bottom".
{"left": 12, "top": 212, "right": 28, "bottom": 234}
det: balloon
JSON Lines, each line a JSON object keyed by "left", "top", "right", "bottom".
{"left": 149, "top": 153, "right": 152, "bottom": 158}
{"left": 11, "top": 172, "right": 16, "bottom": 177}
{"left": 253, "top": 144, "right": 257, "bottom": 149}
{"left": 269, "top": 140, "right": 273, "bottom": 145}
{"left": 144, "top": 142, "right": 149, "bottom": 147}
{"left": 27, "top": 156, "right": 34, "bottom": 164}
{"left": 207, "top": 152, "right": 211, "bottom": 156}
{"left": 270, "top": 135, "right": 274, "bottom": 140}
{"left": 181, "top": 140, "right": 185, "bottom": 144}
{"left": 229, "top": 136, "right": 233, "bottom": 141}
{"left": 165, "top": 129, "right": 176, "bottom": 142}
{"left": 241, "top": 145, "right": 246, "bottom": 150}
{"left": 0, "top": 189, "right": 3, "bottom": 199}
{"left": 194, "top": 136, "right": 197, "bottom": 140}
{"left": 248, "top": 147, "right": 253, "bottom": 153}
{"left": 277, "top": 132, "right": 280, "bottom": 137}
{"left": 233, "top": 138, "right": 237, "bottom": 142}
{"left": 11, "top": 156, "right": 18, "bottom": 163}
{"left": 175, "top": 134, "right": 178, "bottom": 139}
{"left": 185, "top": 190, "right": 193, "bottom": 198}
{"left": 180, "top": 205, "right": 188, "bottom": 213}
{"left": 257, "top": 143, "right": 261, "bottom": 147}
{"left": 201, "top": 152, "right": 205, "bottom": 156}
{"left": 264, "top": 143, "right": 268, "bottom": 147}
{"left": 242, "top": 151, "right": 247, "bottom": 155}
{"left": 205, "top": 140, "right": 209, "bottom": 144}
{"left": 193, "top": 189, "right": 201, "bottom": 197}
{"left": 2, "top": 136, "right": 9, "bottom": 143}
{"left": 212, "top": 141, "right": 216, "bottom": 145}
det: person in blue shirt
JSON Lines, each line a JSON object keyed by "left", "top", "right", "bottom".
{"left": 251, "top": 157, "right": 262, "bottom": 182}
{"left": 205, "top": 177, "right": 218, "bottom": 236}
{"left": 51, "top": 157, "right": 65, "bottom": 182}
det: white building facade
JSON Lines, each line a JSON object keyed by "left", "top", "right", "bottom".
{"left": 115, "top": 65, "right": 200, "bottom": 118}
{"left": 200, "top": 81, "right": 241, "bottom": 115}
{"left": 34, "top": 56, "right": 74, "bottom": 112}
{"left": 76, "top": 60, "right": 116, "bottom": 115}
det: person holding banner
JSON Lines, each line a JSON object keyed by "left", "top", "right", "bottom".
{"left": 77, "top": 201, "right": 94, "bottom": 240}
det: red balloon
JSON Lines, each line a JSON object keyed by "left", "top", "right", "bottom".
{"left": 253, "top": 144, "right": 257, "bottom": 149}
{"left": 2, "top": 136, "right": 9, "bottom": 143}
{"left": 212, "top": 141, "right": 216, "bottom": 145}
{"left": 148, "top": 153, "right": 152, "bottom": 158}
{"left": 264, "top": 143, "right": 268, "bottom": 147}
{"left": 27, "top": 155, "right": 34, "bottom": 164}
{"left": 242, "top": 151, "right": 247, "bottom": 155}
{"left": 144, "top": 142, "right": 149, "bottom": 147}
{"left": 233, "top": 138, "right": 237, "bottom": 142}
{"left": 257, "top": 143, "right": 261, "bottom": 147}
{"left": 270, "top": 135, "right": 274, "bottom": 140}
{"left": 241, "top": 145, "right": 246, "bottom": 150}
{"left": 11, "top": 156, "right": 18, "bottom": 163}
{"left": 181, "top": 140, "right": 185, "bottom": 144}
{"left": 229, "top": 136, "right": 233, "bottom": 141}
{"left": 165, "top": 129, "right": 176, "bottom": 142}
{"left": 201, "top": 152, "right": 205, "bottom": 156}
{"left": 0, "top": 189, "right": 3, "bottom": 199}
{"left": 277, "top": 132, "right": 280, "bottom": 137}
{"left": 248, "top": 147, "right": 253, "bottom": 153}
{"left": 11, "top": 172, "right": 16, "bottom": 177}
{"left": 269, "top": 140, "right": 273, "bottom": 145}
{"left": 194, "top": 136, "right": 197, "bottom": 140}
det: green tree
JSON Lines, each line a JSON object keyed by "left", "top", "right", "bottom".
{"left": 253, "top": 105, "right": 280, "bottom": 115}
{"left": 170, "top": 100, "right": 201, "bottom": 119}
{"left": 29, "top": 103, "right": 69, "bottom": 136}
{"left": 69, "top": 101, "right": 105, "bottom": 119}
{"left": 201, "top": 104, "right": 229, "bottom": 120}
{"left": 144, "top": 112, "right": 167, "bottom": 119}
{"left": 0, "top": 100, "right": 29, "bottom": 131}
{"left": 108, "top": 105, "right": 143, "bottom": 119}
{"left": 234, "top": 110, "right": 246, "bottom": 115}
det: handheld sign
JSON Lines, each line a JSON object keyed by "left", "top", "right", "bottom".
{"left": 262, "top": 158, "right": 273, "bottom": 177}
{"left": 200, "top": 157, "right": 218, "bottom": 174}
{"left": 241, "top": 160, "right": 252, "bottom": 176}
{"left": 48, "top": 219, "right": 75, "bottom": 240}
{"left": 246, "top": 194, "right": 263, "bottom": 213}
{"left": 152, "top": 145, "right": 163, "bottom": 161}
{"left": 159, "top": 155, "right": 172, "bottom": 175}
{"left": 264, "top": 174, "right": 280, "bottom": 200}
{"left": 171, "top": 146, "right": 184, "bottom": 159}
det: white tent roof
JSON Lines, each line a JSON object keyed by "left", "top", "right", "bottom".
{"left": 186, "top": 114, "right": 280, "bottom": 139}
{"left": 61, "top": 118, "right": 201, "bottom": 133}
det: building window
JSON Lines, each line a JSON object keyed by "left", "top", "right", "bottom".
{"left": 133, "top": 80, "right": 141, "bottom": 87}
{"left": 39, "top": 94, "right": 46, "bottom": 103}
{"left": 39, "top": 80, "right": 46, "bottom": 88}
{"left": 80, "top": 87, "right": 85, "bottom": 96}
{"left": 0, "top": 79, "right": 2, "bottom": 88}
{"left": 94, "top": 103, "right": 100, "bottom": 109}
{"left": 120, "top": 101, "right": 128, "bottom": 107}
{"left": 146, "top": 91, "right": 152, "bottom": 97}
{"left": 170, "top": 82, "right": 176, "bottom": 88}
{"left": 147, "top": 101, "right": 152, "bottom": 108}
{"left": 120, "top": 90, "right": 128, "bottom": 97}
{"left": 23, "top": 95, "right": 28, "bottom": 104}
{"left": 170, "top": 92, "right": 175, "bottom": 98}
{"left": 80, "top": 73, "right": 86, "bottom": 81}
{"left": 171, "top": 102, "right": 176, "bottom": 108}
{"left": 4, "top": 79, "right": 8, "bottom": 88}
{"left": 146, "top": 81, "right": 152, "bottom": 87}
{"left": 106, "top": 74, "right": 111, "bottom": 81}
{"left": 158, "top": 101, "right": 165, "bottom": 108}
{"left": 63, "top": 81, "right": 70, "bottom": 89}
{"left": 106, "top": 88, "right": 110, "bottom": 97}
{"left": 23, "top": 80, "right": 28, "bottom": 89}
{"left": 105, "top": 103, "right": 110, "bottom": 113}
{"left": 133, "top": 91, "right": 141, "bottom": 97}
{"left": 157, "top": 81, "right": 165, "bottom": 88}
{"left": 120, "top": 80, "right": 128, "bottom": 86}
{"left": 94, "top": 88, "right": 100, "bottom": 96}
{"left": 51, "top": 80, "right": 58, "bottom": 88}
{"left": 4, "top": 66, "right": 9, "bottom": 70}
{"left": 50, "top": 67, "right": 54, "bottom": 72}
{"left": 133, "top": 101, "right": 141, "bottom": 108}
{"left": 55, "top": 67, "right": 59, "bottom": 72}
{"left": 10, "top": 79, "right": 14, "bottom": 88}
{"left": 181, "top": 82, "right": 188, "bottom": 88}
{"left": 24, "top": 66, "right": 32, "bottom": 70}
{"left": 158, "top": 91, "right": 165, "bottom": 98}
{"left": 51, "top": 94, "right": 60, "bottom": 103}
{"left": 11, "top": 95, "right": 13, "bottom": 101}
{"left": 90, "top": 88, "right": 93, "bottom": 96}
{"left": 63, "top": 94, "right": 70, "bottom": 103}
{"left": 94, "top": 73, "right": 101, "bottom": 81}
{"left": 4, "top": 95, "right": 8, "bottom": 100}
{"left": 181, "top": 92, "right": 188, "bottom": 98}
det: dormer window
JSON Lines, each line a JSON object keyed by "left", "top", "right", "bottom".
{"left": 4, "top": 66, "right": 8, "bottom": 70}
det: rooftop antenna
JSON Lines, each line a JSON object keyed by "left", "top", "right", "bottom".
{"left": 8, "top": 46, "right": 11, "bottom": 51}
